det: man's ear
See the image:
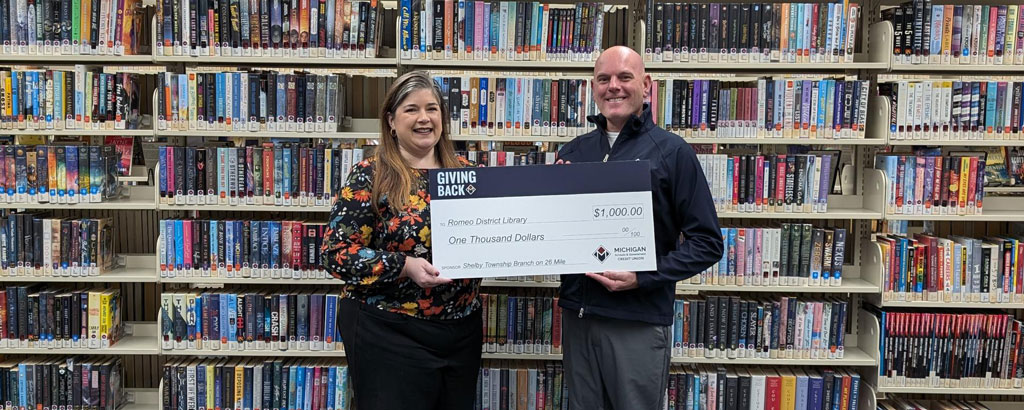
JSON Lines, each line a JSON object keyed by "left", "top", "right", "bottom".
{"left": 643, "top": 74, "right": 653, "bottom": 100}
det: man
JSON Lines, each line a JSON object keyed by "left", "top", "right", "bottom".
{"left": 555, "top": 45, "right": 725, "bottom": 409}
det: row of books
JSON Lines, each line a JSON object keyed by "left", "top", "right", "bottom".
{"left": 459, "top": 149, "right": 556, "bottom": 167}
{"left": 160, "top": 291, "right": 342, "bottom": 353}
{"left": 670, "top": 296, "right": 849, "bottom": 361}
{"left": 0, "top": 144, "right": 122, "bottom": 206}
{"left": 0, "top": 215, "right": 117, "bottom": 277}
{"left": 876, "top": 234, "right": 1024, "bottom": 304}
{"left": 697, "top": 154, "right": 835, "bottom": 214}
{"left": 650, "top": 78, "right": 870, "bottom": 140}
{"left": 0, "top": 356, "right": 125, "bottom": 410}
{"left": 400, "top": 1, "right": 604, "bottom": 62}
{"left": 0, "top": 0, "right": 146, "bottom": 56}
{"left": 157, "top": 71, "right": 346, "bottom": 133}
{"left": 157, "top": 145, "right": 366, "bottom": 207}
{"left": 878, "top": 399, "right": 1007, "bottom": 410}
{"left": 644, "top": 2, "right": 861, "bottom": 65}
{"left": 433, "top": 75, "right": 597, "bottom": 138}
{"left": 156, "top": 0, "right": 383, "bottom": 59}
{"left": 874, "top": 154, "right": 985, "bottom": 216}
{"left": 878, "top": 311, "right": 1024, "bottom": 389}
{"left": 0, "top": 68, "right": 145, "bottom": 130}
{"left": 887, "top": 2, "right": 1024, "bottom": 66}
{"left": 880, "top": 80, "right": 1024, "bottom": 141}
{"left": 158, "top": 220, "right": 328, "bottom": 280}
{"left": 476, "top": 362, "right": 565, "bottom": 410}
{"left": 665, "top": 366, "right": 861, "bottom": 410}
{"left": 162, "top": 358, "right": 350, "bottom": 410}
{"left": 692, "top": 225, "right": 847, "bottom": 288}
{"left": 0, "top": 287, "right": 121, "bottom": 349}
{"left": 480, "top": 292, "right": 560, "bottom": 355}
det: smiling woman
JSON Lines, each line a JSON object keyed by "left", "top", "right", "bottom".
{"left": 319, "top": 70, "right": 484, "bottom": 410}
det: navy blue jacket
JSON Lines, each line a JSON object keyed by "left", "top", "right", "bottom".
{"left": 556, "top": 104, "right": 725, "bottom": 326}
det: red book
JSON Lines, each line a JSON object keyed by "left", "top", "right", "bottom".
{"left": 765, "top": 371, "right": 782, "bottom": 410}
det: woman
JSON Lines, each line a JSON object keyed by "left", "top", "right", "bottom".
{"left": 320, "top": 71, "right": 482, "bottom": 410}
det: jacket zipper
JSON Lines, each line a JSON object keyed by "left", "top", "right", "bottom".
{"left": 583, "top": 135, "right": 616, "bottom": 317}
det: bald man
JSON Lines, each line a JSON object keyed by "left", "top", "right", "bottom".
{"left": 555, "top": 46, "right": 724, "bottom": 410}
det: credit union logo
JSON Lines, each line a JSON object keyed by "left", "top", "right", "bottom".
{"left": 593, "top": 245, "right": 609, "bottom": 262}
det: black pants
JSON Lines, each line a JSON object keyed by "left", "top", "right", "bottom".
{"left": 337, "top": 298, "right": 482, "bottom": 410}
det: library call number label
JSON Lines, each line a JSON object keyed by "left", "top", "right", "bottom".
{"left": 428, "top": 161, "right": 658, "bottom": 279}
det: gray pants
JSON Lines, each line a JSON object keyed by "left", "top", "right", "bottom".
{"left": 562, "top": 313, "right": 672, "bottom": 410}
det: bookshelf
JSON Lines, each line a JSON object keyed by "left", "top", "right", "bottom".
{"left": 2, "top": 0, "right": 1023, "bottom": 409}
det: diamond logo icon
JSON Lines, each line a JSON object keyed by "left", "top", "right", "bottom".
{"left": 466, "top": 185, "right": 476, "bottom": 195}
{"left": 593, "top": 246, "right": 609, "bottom": 263}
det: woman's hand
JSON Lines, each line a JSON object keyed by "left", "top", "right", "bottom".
{"left": 400, "top": 257, "right": 452, "bottom": 289}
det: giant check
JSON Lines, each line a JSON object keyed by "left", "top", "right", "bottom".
{"left": 428, "top": 161, "right": 658, "bottom": 279}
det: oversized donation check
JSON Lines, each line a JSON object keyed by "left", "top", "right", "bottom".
{"left": 428, "top": 161, "right": 658, "bottom": 279}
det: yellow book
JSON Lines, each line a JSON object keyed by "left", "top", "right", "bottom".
{"left": 206, "top": 362, "right": 215, "bottom": 410}
{"left": 780, "top": 369, "right": 797, "bottom": 410}
{"left": 99, "top": 290, "right": 112, "bottom": 347}
{"left": 88, "top": 290, "right": 101, "bottom": 348}
{"left": 235, "top": 364, "right": 245, "bottom": 409}
{"left": 958, "top": 156, "right": 970, "bottom": 213}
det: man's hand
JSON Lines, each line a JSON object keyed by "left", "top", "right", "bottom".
{"left": 554, "top": 159, "right": 571, "bottom": 164}
{"left": 400, "top": 257, "right": 452, "bottom": 289}
{"left": 586, "top": 271, "right": 638, "bottom": 292}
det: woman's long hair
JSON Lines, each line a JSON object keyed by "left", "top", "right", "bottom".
{"left": 373, "top": 71, "right": 461, "bottom": 213}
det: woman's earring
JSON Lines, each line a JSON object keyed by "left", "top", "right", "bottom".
{"left": 390, "top": 129, "right": 397, "bottom": 138}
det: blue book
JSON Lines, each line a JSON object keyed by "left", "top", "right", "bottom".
{"left": 830, "top": 373, "right": 843, "bottom": 410}
{"left": 282, "top": 147, "right": 292, "bottom": 199}
{"left": 218, "top": 293, "right": 228, "bottom": 344}
{"left": 225, "top": 219, "right": 234, "bottom": 270}
{"left": 227, "top": 293, "right": 238, "bottom": 344}
{"left": 173, "top": 220, "right": 184, "bottom": 271}
{"left": 194, "top": 294, "right": 203, "bottom": 345}
{"left": 208, "top": 220, "right": 218, "bottom": 271}
{"left": 325, "top": 295, "right": 338, "bottom": 347}
{"left": 196, "top": 364, "right": 206, "bottom": 410}
{"left": 304, "top": 367, "right": 314, "bottom": 410}
{"left": 295, "top": 366, "right": 305, "bottom": 410}
{"left": 479, "top": 77, "right": 488, "bottom": 132}
{"left": 795, "top": 371, "right": 809, "bottom": 410}
{"left": 244, "top": 366, "right": 254, "bottom": 410}
{"left": 232, "top": 72, "right": 242, "bottom": 126}
{"left": 66, "top": 146, "right": 78, "bottom": 199}
{"left": 808, "top": 372, "right": 824, "bottom": 410}
{"left": 270, "top": 221, "right": 281, "bottom": 269}
{"left": 327, "top": 367, "right": 337, "bottom": 410}
{"left": 288, "top": 366, "right": 298, "bottom": 410}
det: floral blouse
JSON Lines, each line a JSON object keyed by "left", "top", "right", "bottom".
{"left": 320, "top": 157, "right": 481, "bottom": 320}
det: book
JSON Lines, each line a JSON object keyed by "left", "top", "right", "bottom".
{"left": 876, "top": 233, "right": 1024, "bottom": 304}
{"left": 651, "top": 76, "right": 869, "bottom": 139}
{"left": 0, "top": 68, "right": 144, "bottom": 130}
{"left": 158, "top": 143, "right": 364, "bottom": 208}
{"left": 157, "top": 0, "right": 383, "bottom": 58}
{"left": 880, "top": 79, "right": 1024, "bottom": 141}
{"left": 0, "top": 214, "right": 116, "bottom": 277}
{"left": 160, "top": 291, "right": 341, "bottom": 352}
{"left": 161, "top": 358, "right": 350, "bottom": 410}
{"left": 670, "top": 295, "right": 849, "bottom": 360}
{"left": 0, "top": 286, "right": 122, "bottom": 349}
{"left": 696, "top": 153, "right": 836, "bottom": 214}
{"left": 693, "top": 224, "right": 847, "bottom": 287}
{"left": 403, "top": 2, "right": 605, "bottom": 62}
{"left": 0, "top": 356, "right": 125, "bottom": 410}
{"left": 645, "top": 2, "right": 861, "bottom": 65}
{"left": 157, "top": 70, "right": 347, "bottom": 133}
{"left": 874, "top": 153, "right": 986, "bottom": 216}
{"left": 158, "top": 219, "right": 327, "bottom": 279}
{"left": 877, "top": 309, "right": 1024, "bottom": 390}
